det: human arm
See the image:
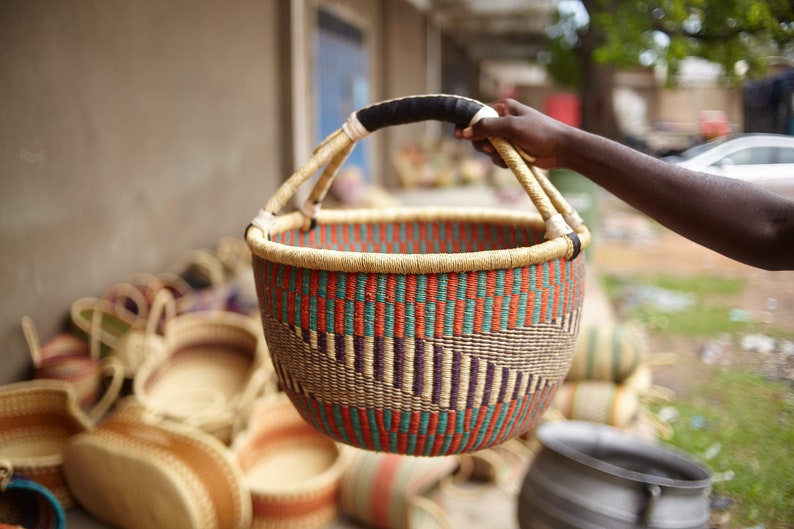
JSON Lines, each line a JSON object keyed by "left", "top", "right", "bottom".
{"left": 456, "top": 99, "right": 794, "bottom": 271}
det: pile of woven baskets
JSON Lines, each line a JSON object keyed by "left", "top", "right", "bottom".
{"left": 546, "top": 321, "right": 676, "bottom": 440}
{"left": 4, "top": 94, "right": 606, "bottom": 529}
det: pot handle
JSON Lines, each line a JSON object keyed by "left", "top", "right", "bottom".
{"left": 639, "top": 483, "right": 661, "bottom": 527}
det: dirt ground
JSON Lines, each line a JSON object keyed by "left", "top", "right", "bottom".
{"left": 590, "top": 195, "right": 794, "bottom": 397}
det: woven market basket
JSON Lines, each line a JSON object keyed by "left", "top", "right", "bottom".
{"left": 246, "top": 95, "right": 591, "bottom": 456}
{"left": 0, "top": 380, "right": 93, "bottom": 510}
{"left": 62, "top": 399, "right": 251, "bottom": 529}
{"left": 232, "top": 393, "right": 347, "bottom": 529}
{"left": 133, "top": 310, "right": 271, "bottom": 444}
{"left": 1, "top": 460, "right": 66, "bottom": 529}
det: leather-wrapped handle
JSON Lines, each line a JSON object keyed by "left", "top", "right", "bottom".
{"left": 344, "top": 94, "right": 497, "bottom": 140}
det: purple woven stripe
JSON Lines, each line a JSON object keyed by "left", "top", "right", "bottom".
{"left": 466, "top": 357, "right": 479, "bottom": 409}
{"left": 450, "top": 349, "right": 461, "bottom": 407}
{"left": 354, "top": 335, "right": 364, "bottom": 373}
{"left": 413, "top": 339, "right": 425, "bottom": 397}
{"left": 374, "top": 336, "right": 384, "bottom": 381}
{"left": 335, "top": 334, "right": 345, "bottom": 363}
{"left": 498, "top": 366, "right": 510, "bottom": 402}
{"left": 432, "top": 344, "right": 443, "bottom": 405}
{"left": 482, "top": 362, "right": 495, "bottom": 404}
{"left": 318, "top": 331, "right": 326, "bottom": 356}
{"left": 393, "top": 337, "right": 404, "bottom": 389}
{"left": 512, "top": 372, "right": 522, "bottom": 400}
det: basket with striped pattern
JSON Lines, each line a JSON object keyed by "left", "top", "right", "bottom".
{"left": 246, "top": 95, "right": 591, "bottom": 456}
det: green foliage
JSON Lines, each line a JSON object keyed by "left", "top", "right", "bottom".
{"left": 656, "top": 370, "right": 794, "bottom": 526}
{"left": 546, "top": 0, "right": 794, "bottom": 86}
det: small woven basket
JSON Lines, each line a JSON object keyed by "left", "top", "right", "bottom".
{"left": 232, "top": 393, "right": 347, "bottom": 529}
{"left": 0, "top": 380, "right": 93, "bottom": 510}
{"left": 246, "top": 95, "right": 591, "bottom": 456}
{"left": 133, "top": 310, "right": 270, "bottom": 444}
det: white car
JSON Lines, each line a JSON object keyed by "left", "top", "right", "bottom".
{"left": 663, "top": 134, "right": 794, "bottom": 198}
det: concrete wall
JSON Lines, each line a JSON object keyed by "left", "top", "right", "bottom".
{"left": 0, "top": 1, "right": 285, "bottom": 383}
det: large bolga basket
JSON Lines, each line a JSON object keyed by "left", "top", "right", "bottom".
{"left": 246, "top": 95, "right": 591, "bottom": 456}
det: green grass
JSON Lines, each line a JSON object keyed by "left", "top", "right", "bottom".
{"left": 600, "top": 273, "right": 794, "bottom": 339}
{"left": 655, "top": 370, "right": 794, "bottom": 527}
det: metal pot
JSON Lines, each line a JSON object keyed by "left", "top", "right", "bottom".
{"left": 518, "top": 421, "right": 711, "bottom": 529}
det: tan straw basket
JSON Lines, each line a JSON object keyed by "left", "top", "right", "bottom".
{"left": 0, "top": 380, "right": 93, "bottom": 510}
{"left": 246, "top": 94, "right": 591, "bottom": 456}
{"left": 232, "top": 393, "right": 348, "bottom": 529}
{"left": 133, "top": 310, "right": 271, "bottom": 444}
{"left": 63, "top": 399, "right": 251, "bottom": 529}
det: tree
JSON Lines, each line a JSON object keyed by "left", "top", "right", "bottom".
{"left": 542, "top": 0, "right": 794, "bottom": 140}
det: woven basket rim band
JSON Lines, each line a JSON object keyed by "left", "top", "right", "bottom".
{"left": 248, "top": 208, "right": 589, "bottom": 273}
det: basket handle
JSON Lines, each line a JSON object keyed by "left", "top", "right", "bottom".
{"left": 251, "top": 94, "right": 584, "bottom": 258}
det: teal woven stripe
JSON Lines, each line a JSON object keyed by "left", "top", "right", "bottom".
{"left": 332, "top": 403, "right": 353, "bottom": 447}
{"left": 385, "top": 409, "right": 397, "bottom": 453}
{"left": 516, "top": 269, "right": 529, "bottom": 328}
{"left": 552, "top": 258, "right": 563, "bottom": 321}
{"left": 306, "top": 270, "right": 316, "bottom": 330}
{"left": 471, "top": 405, "right": 494, "bottom": 450}
{"left": 438, "top": 274, "right": 456, "bottom": 336}
{"left": 364, "top": 277, "right": 376, "bottom": 338}
{"left": 348, "top": 405, "right": 366, "bottom": 449}
{"left": 367, "top": 408, "right": 382, "bottom": 452}
{"left": 427, "top": 412, "right": 448, "bottom": 456}
{"left": 497, "top": 270, "right": 510, "bottom": 330}
{"left": 531, "top": 264, "right": 543, "bottom": 325}
{"left": 314, "top": 399, "right": 335, "bottom": 443}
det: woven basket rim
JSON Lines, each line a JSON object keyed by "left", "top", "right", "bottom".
{"left": 247, "top": 206, "right": 587, "bottom": 274}
{"left": 233, "top": 393, "right": 348, "bottom": 496}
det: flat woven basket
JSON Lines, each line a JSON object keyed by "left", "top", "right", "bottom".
{"left": 246, "top": 95, "right": 591, "bottom": 456}
{"left": 62, "top": 399, "right": 251, "bottom": 529}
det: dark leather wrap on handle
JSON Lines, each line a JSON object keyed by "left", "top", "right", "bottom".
{"left": 355, "top": 95, "right": 485, "bottom": 133}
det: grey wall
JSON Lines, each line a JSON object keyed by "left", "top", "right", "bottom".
{"left": 1, "top": 1, "right": 285, "bottom": 383}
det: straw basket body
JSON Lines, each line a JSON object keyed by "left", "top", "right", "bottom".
{"left": 247, "top": 95, "right": 591, "bottom": 456}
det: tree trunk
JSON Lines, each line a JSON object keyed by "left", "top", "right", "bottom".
{"left": 578, "top": 9, "right": 621, "bottom": 140}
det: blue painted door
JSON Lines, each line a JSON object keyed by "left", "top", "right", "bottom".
{"left": 315, "top": 9, "right": 370, "bottom": 180}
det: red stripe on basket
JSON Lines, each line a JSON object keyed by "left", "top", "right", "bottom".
{"left": 430, "top": 413, "right": 449, "bottom": 455}
{"left": 394, "top": 289, "right": 405, "bottom": 340}
{"left": 540, "top": 288, "right": 550, "bottom": 324}
{"left": 307, "top": 268, "right": 319, "bottom": 331}
{"left": 323, "top": 400, "right": 344, "bottom": 443}
{"left": 374, "top": 408, "right": 390, "bottom": 451}
{"left": 433, "top": 277, "right": 446, "bottom": 339}
{"left": 410, "top": 276, "right": 426, "bottom": 339}
{"left": 493, "top": 399, "right": 518, "bottom": 445}
{"left": 332, "top": 273, "right": 345, "bottom": 335}
{"left": 425, "top": 412, "right": 439, "bottom": 453}
{"left": 269, "top": 262, "right": 280, "bottom": 317}
{"left": 480, "top": 401, "right": 504, "bottom": 447}
{"left": 503, "top": 270, "right": 517, "bottom": 329}
{"left": 354, "top": 275, "right": 365, "bottom": 337}
{"left": 357, "top": 406, "right": 374, "bottom": 451}
{"left": 418, "top": 221, "right": 427, "bottom": 249}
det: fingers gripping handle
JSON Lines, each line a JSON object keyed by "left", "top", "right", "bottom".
{"left": 343, "top": 94, "right": 498, "bottom": 141}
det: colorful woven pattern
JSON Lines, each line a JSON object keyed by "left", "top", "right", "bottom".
{"left": 253, "top": 221, "right": 585, "bottom": 456}
{"left": 247, "top": 95, "right": 591, "bottom": 456}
